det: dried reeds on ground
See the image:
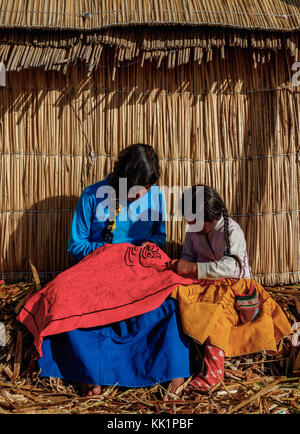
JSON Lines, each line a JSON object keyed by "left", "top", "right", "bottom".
{"left": 0, "top": 276, "right": 299, "bottom": 414}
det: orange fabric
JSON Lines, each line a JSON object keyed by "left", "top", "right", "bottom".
{"left": 171, "top": 278, "right": 293, "bottom": 357}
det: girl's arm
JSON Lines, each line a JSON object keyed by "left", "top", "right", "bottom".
{"left": 67, "top": 189, "right": 105, "bottom": 262}
{"left": 197, "top": 228, "right": 247, "bottom": 279}
{"left": 174, "top": 249, "right": 240, "bottom": 279}
{"left": 165, "top": 232, "right": 198, "bottom": 277}
{"left": 197, "top": 255, "right": 240, "bottom": 279}
{"left": 174, "top": 225, "right": 248, "bottom": 279}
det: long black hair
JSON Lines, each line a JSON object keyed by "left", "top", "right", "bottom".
{"left": 109, "top": 144, "right": 160, "bottom": 197}
{"left": 102, "top": 144, "right": 160, "bottom": 243}
{"left": 182, "top": 185, "right": 242, "bottom": 273}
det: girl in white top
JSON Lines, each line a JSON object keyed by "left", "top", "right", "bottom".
{"left": 169, "top": 185, "right": 251, "bottom": 281}
{"left": 167, "top": 185, "right": 252, "bottom": 392}
{"left": 181, "top": 215, "right": 251, "bottom": 279}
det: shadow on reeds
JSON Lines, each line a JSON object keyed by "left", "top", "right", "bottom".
{"left": 4, "top": 193, "right": 184, "bottom": 284}
{"left": 4, "top": 196, "right": 78, "bottom": 284}
{"left": 165, "top": 241, "right": 183, "bottom": 260}
{"left": 280, "top": 0, "right": 300, "bottom": 5}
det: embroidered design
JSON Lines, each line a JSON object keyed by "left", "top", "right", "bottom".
{"left": 234, "top": 280, "right": 261, "bottom": 324}
{"left": 124, "top": 245, "right": 161, "bottom": 267}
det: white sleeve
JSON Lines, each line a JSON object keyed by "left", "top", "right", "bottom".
{"left": 197, "top": 255, "right": 239, "bottom": 279}
{"left": 197, "top": 225, "right": 247, "bottom": 279}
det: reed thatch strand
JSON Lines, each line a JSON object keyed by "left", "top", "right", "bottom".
{"left": 0, "top": 0, "right": 300, "bottom": 31}
{"left": 0, "top": 27, "right": 299, "bottom": 73}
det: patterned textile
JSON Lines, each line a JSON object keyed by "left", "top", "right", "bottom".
{"left": 234, "top": 280, "right": 261, "bottom": 324}
{"left": 17, "top": 243, "right": 195, "bottom": 357}
{"left": 189, "top": 343, "right": 225, "bottom": 392}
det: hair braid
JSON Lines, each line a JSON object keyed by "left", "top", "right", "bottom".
{"left": 223, "top": 208, "right": 243, "bottom": 275}
{"left": 222, "top": 209, "right": 231, "bottom": 256}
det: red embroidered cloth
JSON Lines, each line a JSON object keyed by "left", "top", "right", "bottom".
{"left": 17, "top": 243, "right": 195, "bottom": 356}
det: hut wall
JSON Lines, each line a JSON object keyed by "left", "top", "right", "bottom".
{"left": 0, "top": 46, "right": 299, "bottom": 285}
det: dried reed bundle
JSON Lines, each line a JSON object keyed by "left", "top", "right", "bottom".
{"left": 0, "top": 27, "right": 299, "bottom": 72}
{"left": 0, "top": 0, "right": 300, "bottom": 31}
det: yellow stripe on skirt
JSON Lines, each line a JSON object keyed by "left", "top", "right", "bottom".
{"left": 171, "top": 278, "right": 293, "bottom": 357}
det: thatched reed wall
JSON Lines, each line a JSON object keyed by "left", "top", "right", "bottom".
{"left": 0, "top": 22, "right": 299, "bottom": 286}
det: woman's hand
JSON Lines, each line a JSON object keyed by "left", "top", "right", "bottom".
{"left": 166, "top": 259, "right": 198, "bottom": 278}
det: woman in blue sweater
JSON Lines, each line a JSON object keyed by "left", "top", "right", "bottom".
{"left": 38, "top": 144, "right": 190, "bottom": 396}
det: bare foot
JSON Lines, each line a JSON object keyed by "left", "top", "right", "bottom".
{"left": 81, "top": 383, "right": 102, "bottom": 396}
{"left": 164, "top": 377, "right": 184, "bottom": 400}
{"left": 87, "top": 385, "right": 102, "bottom": 396}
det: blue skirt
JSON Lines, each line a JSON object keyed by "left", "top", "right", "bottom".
{"left": 38, "top": 298, "right": 190, "bottom": 387}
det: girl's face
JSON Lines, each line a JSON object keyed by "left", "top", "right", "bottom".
{"left": 187, "top": 219, "right": 218, "bottom": 235}
{"left": 127, "top": 184, "right": 152, "bottom": 202}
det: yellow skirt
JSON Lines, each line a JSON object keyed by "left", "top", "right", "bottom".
{"left": 171, "top": 278, "right": 293, "bottom": 357}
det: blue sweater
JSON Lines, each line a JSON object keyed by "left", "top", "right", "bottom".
{"left": 67, "top": 177, "right": 166, "bottom": 262}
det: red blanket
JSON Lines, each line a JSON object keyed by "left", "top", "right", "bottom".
{"left": 17, "top": 243, "right": 195, "bottom": 356}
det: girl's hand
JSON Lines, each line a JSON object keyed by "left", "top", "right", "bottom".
{"left": 165, "top": 259, "right": 178, "bottom": 270}
{"left": 170, "top": 259, "right": 198, "bottom": 278}
{"left": 141, "top": 241, "right": 154, "bottom": 247}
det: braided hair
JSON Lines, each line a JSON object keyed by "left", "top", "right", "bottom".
{"left": 182, "top": 185, "right": 242, "bottom": 274}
